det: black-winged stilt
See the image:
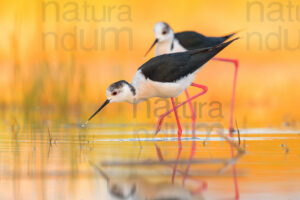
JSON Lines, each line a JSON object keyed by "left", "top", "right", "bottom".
{"left": 144, "top": 22, "right": 241, "bottom": 199}
{"left": 145, "top": 22, "right": 239, "bottom": 137}
{"left": 86, "top": 38, "right": 238, "bottom": 138}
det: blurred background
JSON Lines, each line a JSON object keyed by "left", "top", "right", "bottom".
{"left": 1, "top": 1, "right": 300, "bottom": 200}
{"left": 0, "top": 0, "right": 300, "bottom": 128}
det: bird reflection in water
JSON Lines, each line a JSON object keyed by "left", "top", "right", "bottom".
{"left": 90, "top": 161, "right": 204, "bottom": 200}
{"left": 89, "top": 132, "right": 245, "bottom": 200}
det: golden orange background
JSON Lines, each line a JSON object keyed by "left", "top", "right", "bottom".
{"left": 1, "top": 2, "right": 300, "bottom": 200}
{"left": 0, "top": 0, "right": 299, "bottom": 128}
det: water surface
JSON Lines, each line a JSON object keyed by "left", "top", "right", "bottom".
{"left": 0, "top": 124, "right": 299, "bottom": 200}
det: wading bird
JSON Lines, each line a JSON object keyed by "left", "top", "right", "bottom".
{"left": 144, "top": 22, "right": 239, "bottom": 136}
{"left": 143, "top": 22, "right": 241, "bottom": 200}
{"left": 86, "top": 38, "right": 238, "bottom": 141}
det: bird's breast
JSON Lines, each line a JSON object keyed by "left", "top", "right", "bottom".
{"left": 155, "top": 40, "right": 172, "bottom": 56}
{"left": 171, "top": 39, "right": 187, "bottom": 53}
{"left": 155, "top": 39, "right": 187, "bottom": 56}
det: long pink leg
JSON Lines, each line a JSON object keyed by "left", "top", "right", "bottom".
{"left": 182, "top": 90, "right": 197, "bottom": 185}
{"left": 155, "top": 58, "right": 238, "bottom": 135}
{"left": 161, "top": 85, "right": 207, "bottom": 184}
{"left": 212, "top": 57, "right": 239, "bottom": 133}
{"left": 155, "top": 84, "right": 208, "bottom": 135}
{"left": 181, "top": 83, "right": 210, "bottom": 186}
{"left": 185, "top": 90, "right": 196, "bottom": 136}
{"left": 155, "top": 145, "right": 207, "bottom": 192}
{"left": 182, "top": 139, "right": 196, "bottom": 185}
{"left": 170, "top": 97, "right": 182, "bottom": 184}
{"left": 171, "top": 97, "right": 182, "bottom": 139}
{"left": 154, "top": 57, "right": 240, "bottom": 198}
{"left": 212, "top": 57, "right": 239, "bottom": 199}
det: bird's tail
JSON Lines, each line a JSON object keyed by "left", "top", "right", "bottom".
{"left": 223, "top": 28, "right": 245, "bottom": 41}
{"left": 190, "top": 37, "right": 239, "bottom": 56}
{"left": 188, "top": 37, "right": 239, "bottom": 71}
{"left": 223, "top": 32, "right": 236, "bottom": 40}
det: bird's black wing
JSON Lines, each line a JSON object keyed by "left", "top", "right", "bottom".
{"left": 139, "top": 38, "right": 238, "bottom": 83}
{"left": 175, "top": 31, "right": 236, "bottom": 50}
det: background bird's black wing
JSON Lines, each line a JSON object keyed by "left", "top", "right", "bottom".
{"left": 139, "top": 38, "right": 238, "bottom": 83}
{"left": 175, "top": 31, "right": 235, "bottom": 50}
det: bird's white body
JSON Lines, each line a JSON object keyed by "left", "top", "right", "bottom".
{"left": 130, "top": 70, "right": 195, "bottom": 104}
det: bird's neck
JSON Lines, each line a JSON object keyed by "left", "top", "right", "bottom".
{"left": 127, "top": 82, "right": 150, "bottom": 104}
{"left": 125, "top": 84, "right": 139, "bottom": 104}
{"left": 156, "top": 36, "right": 174, "bottom": 56}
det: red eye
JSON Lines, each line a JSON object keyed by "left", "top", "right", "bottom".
{"left": 112, "top": 91, "right": 117, "bottom": 96}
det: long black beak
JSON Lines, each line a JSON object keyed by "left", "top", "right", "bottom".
{"left": 144, "top": 38, "right": 158, "bottom": 57}
{"left": 86, "top": 99, "right": 110, "bottom": 124}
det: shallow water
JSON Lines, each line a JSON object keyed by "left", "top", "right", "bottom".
{"left": 0, "top": 124, "right": 299, "bottom": 200}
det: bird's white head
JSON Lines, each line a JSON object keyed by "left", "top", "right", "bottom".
{"left": 106, "top": 80, "right": 136, "bottom": 103}
{"left": 154, "top": 22, "right": 174, "bottom": 42}
{"left": 144, "top": 22, "right": 174, "bottom": 57}
{"left": 85, "top": 80, "right": 135, "bottom": 123}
